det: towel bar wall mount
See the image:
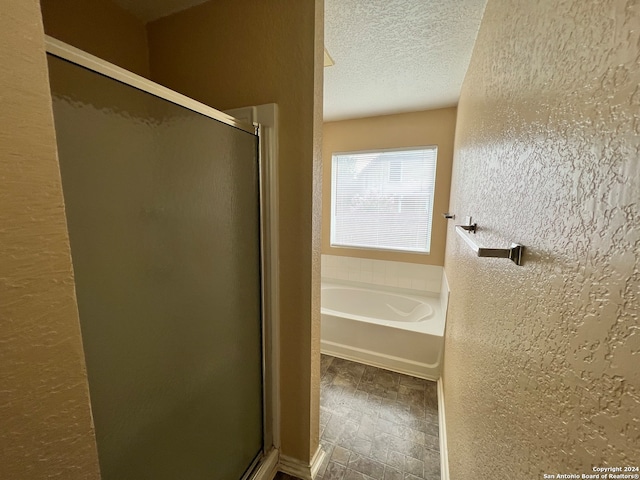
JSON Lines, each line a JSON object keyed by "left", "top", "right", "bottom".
{"left": 457, "top": 223, "right": 477, "bottom": 234}
{"left": 455, "top": 224, "right": 524, "bottom": 266}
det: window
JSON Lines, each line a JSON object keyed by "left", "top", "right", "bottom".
{"left": 330, "top": 147, "right": 437, "bottom": 254}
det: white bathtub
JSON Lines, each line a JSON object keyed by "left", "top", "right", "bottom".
{"left": 321, "top": 282, "right": 447, "bottom": 380}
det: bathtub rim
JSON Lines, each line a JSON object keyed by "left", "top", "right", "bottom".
{"left": 322, "top": 284, "right": 435, "bottom": 323}
{"left": 321, "top": 281, "right": 445, "bottom": 337}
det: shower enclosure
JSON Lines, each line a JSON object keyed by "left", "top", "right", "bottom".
{"left": 46, "top": 39, "right": 267, "bottom": 480}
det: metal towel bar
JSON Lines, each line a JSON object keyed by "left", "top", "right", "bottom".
{"left": 455, "top": 225, "right": 524, "bottom": 266}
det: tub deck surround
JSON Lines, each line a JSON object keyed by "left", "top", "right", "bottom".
{"left": 314, "top": 355, "right": 441, "bottom": 480}
{"left": 321, "top": 255, "right": 443, "bottom": 295}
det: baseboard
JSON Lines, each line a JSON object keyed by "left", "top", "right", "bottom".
{"left": 309, "top": 446, "right": 327, "bottom": 479}
{"left": 321, "top": 340, "right": 440, "bottom": 381}
{"left": 250, "top": 448, "right": 279, "bottom": 480}
{"left": 279, "top": 445, "right": 326, "bottom": 480}
{"left": 437, "top": 379, "right": 450, "bottom": 480}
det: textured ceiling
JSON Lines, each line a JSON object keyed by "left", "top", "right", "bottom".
{"left": 324, "top": 0, "right": 487, "bottom": 121}
{"left": 110, "top": 0, "right": 209, "bottom": 22}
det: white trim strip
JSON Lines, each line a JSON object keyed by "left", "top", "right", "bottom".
{"left": 279, "top": 445, "right": 326, "bottom": 480}
{"left": 310, "top": 446, "right": 327, "bottom": 479}
{"left": 437, "top": 379, "right": 450, "bottom": 480}
{"left": 44, "top": 36, "right": 256, "bottom": 135}
{"left": 249, "top": 448, "right": 279, "bottom": 480}
{"left": 226, "top": 104, "right": 281, "bottom": 452}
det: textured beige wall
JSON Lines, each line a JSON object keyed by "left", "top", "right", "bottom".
{"left": 322, "top": 108, "right": 456, "bottom": 266}
{"left": 40, "top": 0, "right": 150, "bottom": 77}
{"left": 147, "top": 0, "right": 323, "bottom": 463}
{"left": 443, "top": 0, "right": 640, "bottom": 477}
{"left": 0, "top": 1, "right": 101, "bottom": 478}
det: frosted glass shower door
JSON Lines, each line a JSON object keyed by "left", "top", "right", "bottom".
{"left": 47, "top": 54, "right": 263, "bottom": 480}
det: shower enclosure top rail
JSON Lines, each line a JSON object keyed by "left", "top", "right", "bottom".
{"left": 455, "top": 224, "right": 524, "bottom": 266}
{"left": 45, "top": 36, "right": 257, "bottom": 136}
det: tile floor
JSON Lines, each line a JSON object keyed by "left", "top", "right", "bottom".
{"left": 317, "top": 355, "right": 440, "bottom": 480}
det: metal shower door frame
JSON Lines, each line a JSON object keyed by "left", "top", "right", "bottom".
{"left": 45, "top": 36, "right": 278, "bottom": 480}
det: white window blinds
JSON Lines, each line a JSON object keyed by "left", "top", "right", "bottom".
{"left": 330, "top": 147, "right": 437, "bottom": 254}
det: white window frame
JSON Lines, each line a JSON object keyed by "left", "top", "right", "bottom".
{"left": 330, "top": 146, "right": 438, "bottom": 255}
